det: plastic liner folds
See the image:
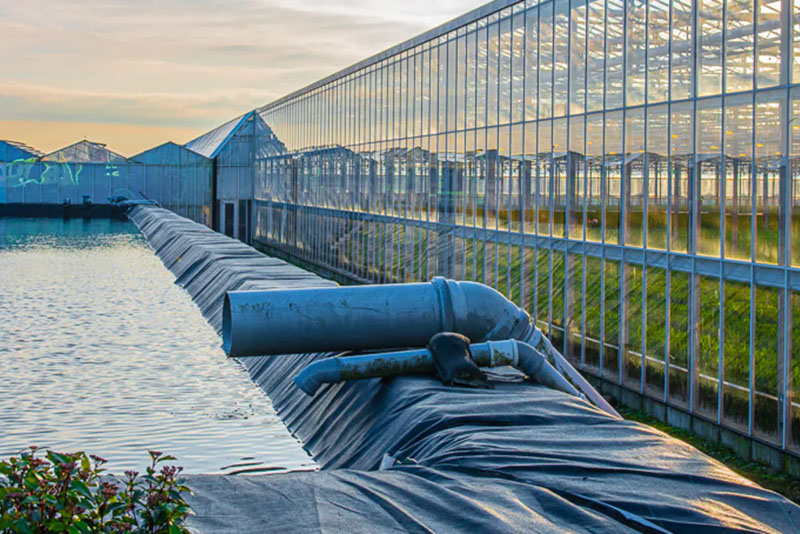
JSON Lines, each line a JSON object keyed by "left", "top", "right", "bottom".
{"left": 130, "top": 206, "right": 800, "bottom": 534}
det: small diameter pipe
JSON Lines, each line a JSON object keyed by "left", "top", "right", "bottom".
{"left": 294, "top": 340, "right": 580, "bottom": 401}
{"left": 533, "top": 332, "right": 621, "bottom": 419}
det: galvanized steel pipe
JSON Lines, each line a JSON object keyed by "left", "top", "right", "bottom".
{"left": 223, "top": 277, "right": 532, "bottom": 357}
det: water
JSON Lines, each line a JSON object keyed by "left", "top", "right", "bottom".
{"left": 0, "top": 218, "right": 314, "bottom": 474}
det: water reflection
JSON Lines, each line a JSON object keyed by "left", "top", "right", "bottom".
{"left": 0, "top": 218, "right": 314, "bottom": 474}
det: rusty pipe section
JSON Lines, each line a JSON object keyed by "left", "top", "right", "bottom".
{"left": 222, "top": 277, "right": 532, "bottom": 357}
{"left": 293, "top": 340, "right": 580, "bottom": 399}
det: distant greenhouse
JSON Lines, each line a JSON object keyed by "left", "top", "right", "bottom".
{"left": 0, "top": 138, "right": 212, "bottom": 225}
{"left": 129, "top": 142, "right": 213, "bottom": 226}
{"left": 185, "top": 111, "right": 285, "bottom": 241}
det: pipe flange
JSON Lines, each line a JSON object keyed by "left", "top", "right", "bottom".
{"left": 430, "top": 277, "right": 456, "bottom": 332}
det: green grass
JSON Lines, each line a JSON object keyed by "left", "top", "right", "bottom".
{"left": 620, "top": 406, "right": 800, "bottom": 504}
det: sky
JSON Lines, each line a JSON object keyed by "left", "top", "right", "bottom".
{"left": 0, "top": 0, "right": 486, "bottom": 156}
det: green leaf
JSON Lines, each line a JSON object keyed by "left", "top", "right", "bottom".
{"left": 47, "top": 519, "right": 67, "bottom": 531}
{"left": 169, "top": 524, "right": 183, "bottom": 534}
{"left": 14, "top": 518, "right": 32, "bottom": 534}
{"left": 69, "top": 480, "right": 93, "bottom": 499}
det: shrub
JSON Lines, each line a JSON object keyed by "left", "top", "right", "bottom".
{"left": 0, "top": 447, "right": 192, "bottom": 534}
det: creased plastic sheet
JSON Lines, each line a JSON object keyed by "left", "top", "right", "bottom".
{"left": 129, "top": 206, "right": 800, "bottom": 534}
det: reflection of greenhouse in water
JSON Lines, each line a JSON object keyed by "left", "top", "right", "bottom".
{"left": 2, "top": 0, "right": 800, "bottom": 467}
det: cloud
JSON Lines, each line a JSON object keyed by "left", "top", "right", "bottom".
{"left": 0, "top": 81, "right": 274, "bottom": 128}
{"left": 0, "top": 0, "right": 487, "bottom": 146}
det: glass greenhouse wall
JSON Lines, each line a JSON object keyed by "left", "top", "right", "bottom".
{"left": 129, "top": 142, "right": 214, "bottom": 226}
{"left": 249, "top": 0, "right": 800, "bottom": 456}
{"left": 0, "top": 141, "right": 213, "bottom": 226}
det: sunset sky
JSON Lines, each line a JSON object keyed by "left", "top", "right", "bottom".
{"left": 0, "top": 0, "right": 484, "bottom": 156}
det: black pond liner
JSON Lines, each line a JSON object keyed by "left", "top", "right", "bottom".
{"left": 129, "top": 205, "right": 800, "bottom": 534}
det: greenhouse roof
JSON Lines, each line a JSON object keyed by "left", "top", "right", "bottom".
{"left": 42, "top": 140, "right": 127, "bottom": 163}
{"left": 129, "top": 141, "right": 212, "bottom": 164}
{"left": 0, "top": 139, "right": 44, "bottom": 161}
{"left": 185, "top": 112, "right": 251, "bottom": 159}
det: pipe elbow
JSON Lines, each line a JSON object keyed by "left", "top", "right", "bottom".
{"left": 444, "top": 279, "right": 531, "bottom": 342}
{"left": 294, "top": 357, "right": 342, "bottom": 396}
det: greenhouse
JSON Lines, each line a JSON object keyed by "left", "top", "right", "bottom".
{"left": 129, "top": 142, "right": 213, "bottom": 226}
{"left": 234, "top": 0, "right": 800, "bottom": 465}
{"left": 185, "top": 111, "right": 286, "bottom": 241}
{"left": 0, "top": 139, "right": 213, "bottom": 225}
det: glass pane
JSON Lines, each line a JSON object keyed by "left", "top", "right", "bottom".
{"left": 606, "top": 0, "right": 624, "bottom": 109}
{"left": 795, "top": 0, "right": 800, "bottom": 84}
{"left": 793, "top": 88, "right": 800, "bottom": 267}
{"left": 757, "top": 0, "right": 783, "bottom": 88}
{"left": 697, "top": 276, "right": 721, "bottom": 420}
{"left": 569, "top": 115, "right": 585, "bottom": 239}
{"left": 586, "top": 113, "right": 603, "bottom": 241}
{"left": 625, "top": 107, "right": 645, "bottom": 247}
{"left": 625, "top": 0, "right": 647, "bottom": 105}
{"left": 467, "top": 31, "right": 477, "bottom": 130}
{"left": 755, "top": 90, "right": 785, "bottom": 264}
{"left": 551, "top": 251, "right": 566, "bottom": 351}
{"left": 524, "top": 7, "right": 539, "bottom": 122}
{"left": 586, "top": 0, "right": 605, "bottom": 112}
{"left": 553, "top": 118, "right": 567, "bottom": 237}
{"left": 671, "top": 102, "right": 693, "bottom": 253}
{"left": 726, "top": 0, "right": 755, "bottom": 92}
{"left": 523, "top": 122, "right": 537, "bottom": 233}
{"left": 670, "top": 271, "right": 691, "bottom": 407}
{"left": 647, "top": 104, "right": 668, "bottom": 249}
{"left": 603, "top": 259, "right": 621, "bottom": 381}
{"left": 497, "top": 242, "right": 510, "bottom": 296}
{"left": 477, "top": 27, "right": 488, "bottom": 129}
{"left": 724, "top": 94, "right": 753, "bottom": 261}
{"left": 791, "top": 291, "right": 800, "bottom": 451}
{"left": 698, "top": 0, "right": 723, "bottom": 95}
{"left": 646, "top": 267, "right": 667, "bottom": 398}
{"left": 537, "top": 120, "right": 552, "bottom": 235}
{"left": 498, "top": 18, "right": 512, "bottom": 125}
{"left": 566, "top": 253, "right": 583, "bottom": 363}
{"left": 605, "top": 111, "right": 623, "bottom": 244}
{"left": 647, "top": 0, "right": 670, "bottom": 103}
{"left": 511, "top": 13, "right": 525, "bottom": 124}
{"left": 553, "top": 1, "right": 570, "bottom": 117}
{"left": 723, "top": 280, "right": 750, "bottom": 432}
{"left": 671, "top": 0, "right": 694, "bottom": 99}
{"left": 697, "top": 97, "right": 723, "bottom": 257}
{"left": 536, "top": 248, "right": 551, "bottom": 331}
{"left": 585, "top": 255, "right": 603, "bottom": 371}
{"left": 623, "top": 263, "right": 644, "bottom": 389}
{"left": 754, "top": 285, "right": 781, "bottom": 442}
{"left": 539, "top": 2, "right": 554, "bottom": 119}
{"left": 569, "top": 0, "right": 587, "bottom": 114}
